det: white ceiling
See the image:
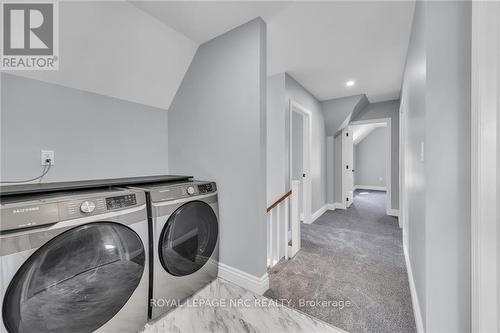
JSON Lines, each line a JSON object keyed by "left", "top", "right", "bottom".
{"left": 131, "top": 1, "right": 290, "bottom": 43}
{"left": 132, "top": 1, "right": 415, "bottom": 103}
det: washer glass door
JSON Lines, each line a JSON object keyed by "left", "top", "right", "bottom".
{"left": 3, "top": 222, "right": 145, "bottom": 333}
{"left": 159, "top": 201, "right": 218, "bottom": 276}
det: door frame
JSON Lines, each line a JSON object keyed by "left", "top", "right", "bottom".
{"left": 399, "top": 97, "right": 409, "bottom": 236}
{"left": 349, "top": 117, "right": 392, "bottom": 216}
{"left": 289, "top": 99, "right": 312, "bottom": 224}
{"left": 471, "top": 1, "right": 499, "bottom": 331}
{"left": 341, "top": 126, "right": 354, "bottom": 208}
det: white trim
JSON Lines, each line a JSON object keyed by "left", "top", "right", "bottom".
{"left": 341, "top": 127, "right": 354, "bottom": 208}
{"left": 310, "top": 204, "right": 327, "bottom": 223}
{"left": 325, "top": 203, "right": 337, "bottom": 211}
{"left": 311, "top": 202, "right": 347, "bottom": 222}
{"left": 289, "top": 99, "right": 313, "bottom": 225}
{"left": 349, "top": 118, "right": 392, "bottom": 215}
{"left": 332, "top": 202, "right": 345, "bottom": 210}
{"left": 471, "top": 2, "right": 499, "bottom": 332}
{"left": 399, "top": 89, "right": 409, "bottom": 247}
{"left": 403, "top": 243, "right": 424, "bottom": 333}
{"left": 218, "top": 263, "right": 269, "bottom": 295}
{"left": 326, "top": 202, "right": 345, "bottom": 210}
{"left": 353, "top": 185, "right": 386, "bottom": 191}
{"left": 386, "top": 208, "right": 400, "bottom": 218}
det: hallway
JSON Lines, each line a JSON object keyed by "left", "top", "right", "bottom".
{"left": 265, "top": 190, "right": 416, "bottom": 333}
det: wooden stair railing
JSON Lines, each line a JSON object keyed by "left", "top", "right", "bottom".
{"left": 266, "top": 190, "right": 292, "bottom": 212}
{"left": 266, "top": 182, "right": 300, "bottom": 268}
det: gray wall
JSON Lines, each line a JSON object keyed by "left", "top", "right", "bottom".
{"left": 497, "top": 51, "right": 500, "bottom": 327}
{"left": 400, "top": 0, "right": 427, "bottom": 323}
{"left": 353, "top": 100, "right": 400, "bottom": 209}
{"left": 285, "top": 74, "right": 326, "bottom": 214}
{"left": 354, "top": 127, "right": 387, "bottom": 188}
{"left": 1, "top": 73, "right": 168, "bottom": 182}
{"left": 424, "top": 1, "right": 471, "bottom": 331}
{"left": 400, "top": 1, "right": 471, "bottom": 331}
{"left": 266, "top": 73, "right": 287, "bottom": 204}
{"left": 168, "top": 19, "right": 268, "bottom": 277}
{"left": 497, "top": 58, "right": 500, "bottom": 327}
{"left": 322, "top": 94, "right": 368, "bottom": 136}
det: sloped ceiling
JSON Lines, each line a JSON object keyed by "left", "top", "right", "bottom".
{"left": 6, "top": 1, "right": 414, "bottom": 109}
{"left": 131, "top": 1, "right": 290, "bottom": 43}
{"left": 132, "top": 1, "right": 415, "bottom": 103}
{"left": 6, "top": 1, "right": 197, "bottom": 110}
{"left": 322, "top": 94, "right": 369, "bottom": 136}
{"left": 352, "top": 123, "right": 386, "bottom": 144}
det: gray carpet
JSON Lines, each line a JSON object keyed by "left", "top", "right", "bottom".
{"left": 264, "top": 190, "right": 416, "bottom": 333}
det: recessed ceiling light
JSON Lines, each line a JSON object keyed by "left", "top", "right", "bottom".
{"left": 346, "top": 80, "right": 355, "bottom": 87}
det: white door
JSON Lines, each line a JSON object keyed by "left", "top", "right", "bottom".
{"left": 289, "top": 100, "right": 312, "bottom": 224}
{"left": 342, "top": 127, "right": 354, "bottom": 207}
{"left": 291, "top": 112, "right": 304, "bottom": 218}
{"left": 302, "top": 114, "right": 312, "bottom": 223}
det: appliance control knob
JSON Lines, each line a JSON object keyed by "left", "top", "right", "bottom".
{"left": 186, "top": 186, "right": 195, "bottom": 195}
{"left": 80, "top": 201, "right": 96, "bottom": 213}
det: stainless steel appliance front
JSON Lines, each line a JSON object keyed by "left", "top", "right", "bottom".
{"left": 129, "top": 181, "right": 219, "bottom": 320}
{"left": 0, "top": 188, "right": 149, "bottom": 333}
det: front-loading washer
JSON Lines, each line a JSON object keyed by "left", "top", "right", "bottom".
{"left": 128, "top": 180, "right": 219, "bottom": 320}
{"left": 0, "top": 188, "right": 149, "bottom": 333}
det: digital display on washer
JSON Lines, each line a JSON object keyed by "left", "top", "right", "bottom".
{"left": 197, "top": 183, "right": 215, "bottom": 194}
{"left": 106, "top": 194, "right": 136, "bottom": 210}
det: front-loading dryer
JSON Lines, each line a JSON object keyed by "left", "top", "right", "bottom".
{"left": 128, "top": 180, "right": 219, "bottom": 320}
{"left": 0, "top": 188, "right": 149, "bottom": 333}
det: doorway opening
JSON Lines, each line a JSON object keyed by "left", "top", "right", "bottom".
{"left": 344, "top": 118, "right": 392, "bottom": 215}
{"left": 289, "top": 100, "right": 312, "bottom": 224}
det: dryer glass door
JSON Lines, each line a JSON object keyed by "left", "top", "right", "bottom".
{"left": 159, "top": 201, "right": 218, "bottom": 276}
{"left": 3, "top": 222, "right": 145, "bottom": 333}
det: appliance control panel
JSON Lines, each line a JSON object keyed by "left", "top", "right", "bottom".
{"left": 106, "top": 194, "right": 137, "bottom": 210}
{"left": 80, "top": 201, "right": 96, "bottom": 213}
{"left": 197, "top": 182, "right": 216, "bottom": 194}
{"left": 152, "top": 182, "right": 217, "bottom": 202}
{"left": 60, "top": 192, "right": 143, "bottom": 220}
{"left": 0, "top": 190, "right": 146, "bottom": 232}
{"left": 65, "top": 198, "right": 106, "bottom": 218}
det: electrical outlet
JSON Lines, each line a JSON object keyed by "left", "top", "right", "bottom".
{"left": 41, "top": 150, "right": 55, "bottom": 165}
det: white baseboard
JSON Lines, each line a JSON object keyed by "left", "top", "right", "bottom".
{"left": 311, "top": 202, "right": 348, "bottom": 222}
{"left": 326, "top": 202, "right": 345, "bottom": 211}
{"left": 218, "top": 262, "right": 269, "bottom": 295}
{"left": 310, "top": 205, "right": 327, "bottom": 223}
{"left": 403, "top": 244, "right": 424, "bottom": 333}
{"left": 387, "top": 208, "right": 400, "bottom": 218}
{"left": 354, "top": 185, "right": 387, "bottom": 191}
{"left": 332, "top": 202, "right": 345, "bottom": 210}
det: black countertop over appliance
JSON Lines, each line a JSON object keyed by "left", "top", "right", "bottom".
{"left": 0, "top": 175, "right": 192, "bottom": 196}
